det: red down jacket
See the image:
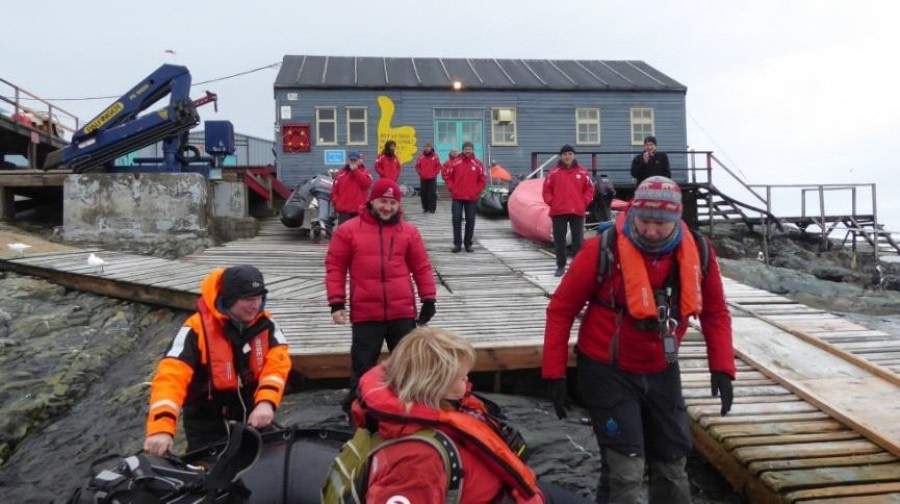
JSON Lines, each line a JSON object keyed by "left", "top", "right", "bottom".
{"left": 354, "top": 365, "right": 543, "bottom": 503}
{"left": 325, "top": 209, "right": 436, "bottom": 323}
{"left": 542, "top": 213, "right": 736, "bottom": 379}
{"left": 542, "top": 162, "right": 595, "bottom": 217}
{"left": 445, "top": 154, "right": 487, "bottom": 201}
{"left": 415, "top": 151, "right": 442, "bottom": 180}
{"left": 331, "top": 163, "right": 373, "bottom": 214}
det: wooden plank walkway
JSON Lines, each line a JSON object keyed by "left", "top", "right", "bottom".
{"left": 5, "top": 198, "right": 900, "bottom": 501}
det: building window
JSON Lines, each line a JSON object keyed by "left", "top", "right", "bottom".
{"left": 491, "top": 108, "right": 517, "bottom": 146}
{"left": 346, "top": 107, "right": 367, "bottom": 145}
{"left": 316, "top": 107, "right": 337, "bottom": 145}
{"left": 630, "top": 108, "right": 655, "bottom": 145}
{"left": 576, "top": 108, "right": 601, "bottom": 145}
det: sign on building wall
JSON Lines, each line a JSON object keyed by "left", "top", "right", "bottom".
{"left": 324, "top": 150, "right": 346, "bottom": 165}
{"left": 376, "top": 96, "right": 417, "bottom": 165}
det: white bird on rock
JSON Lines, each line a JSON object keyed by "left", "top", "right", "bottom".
{"left": 87, "top": 253, "right": 106, "bottom": 274}
{"left": 7, "top": 243, "right": 31, "bottom": 257}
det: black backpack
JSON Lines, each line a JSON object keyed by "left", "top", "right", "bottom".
{"left": 67, "top": 423, "right": 262, "bottom": 504}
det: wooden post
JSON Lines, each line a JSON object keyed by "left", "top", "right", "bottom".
{"left": 819, "top": 185, "right": 827, "bottom": 250}
{"left": 0, "top": 187, "right": 15, "bottom": 221}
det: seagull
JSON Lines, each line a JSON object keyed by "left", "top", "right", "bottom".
{"left": 7, "top": 243, "right": 31, "bottom": 257}
{"left": 756, "top": 251, "right": 766, "bottom": 263}
{"left": 87, "top": 253, "right": 106, "bottom": 274}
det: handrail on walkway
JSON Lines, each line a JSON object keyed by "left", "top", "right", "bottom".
{"left": 0, "top": 77, "right": 80, "bottom": 140}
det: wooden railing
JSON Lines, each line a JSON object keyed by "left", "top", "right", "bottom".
{"left": 0, "top": 77, "right": 80, "bottom": 140}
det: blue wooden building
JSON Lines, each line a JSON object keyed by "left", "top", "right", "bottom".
{"left": 273, "top": 55, "right": 687, "bottom": 188}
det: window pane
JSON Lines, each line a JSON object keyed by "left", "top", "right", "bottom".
{"left": 318, "top": 108, "right": 335, "bottom": 120}
{"left": 348, "top": 108, "right": 365, "bottom": 120}
{"left": 319, "top": 123, "right": 335, "bottom": 143}
{"left": 349, "top": 122, "right": 365, "bottom": 143}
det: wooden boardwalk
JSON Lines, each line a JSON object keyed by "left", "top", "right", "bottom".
{"left": 4, "top": 198, "right": 900, "bottom": 502}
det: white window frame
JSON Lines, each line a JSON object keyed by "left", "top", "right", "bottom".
{"left": 490, "top": 107, "right": 517, "bottom": 146}
{"left": 316, "top": 106, "right": 338, "bottom": 145}
{"left": 630, "top": 108, "right": 655, "bottom": 145}
{"left": 575, "top": 107, "right": 601, "bottom": 146}
{"left": 346, "top": 107, "right": 368, "bottom": 145}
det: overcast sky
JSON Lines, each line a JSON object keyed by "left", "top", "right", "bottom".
{"left": 5, "top": 0, "right": 899, "bottom": 228}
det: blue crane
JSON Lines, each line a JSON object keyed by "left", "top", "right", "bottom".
{"left": 44, "top": 64, "right": 220, "bottom": 174}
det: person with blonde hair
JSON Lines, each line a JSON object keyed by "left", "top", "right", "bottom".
{"left": 351, "top": 327, "right": 591, "bottom": 503}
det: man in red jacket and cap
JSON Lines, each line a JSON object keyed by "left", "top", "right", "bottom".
{"left": 542, "top": 144, "right": 595, "bottom": 277}
{"left": 332, "top": 151, "right": 373, "bottom": 225}
{"left": 542, "top": 176, "right": 735, "bottom": 504}
{"left": 325, "top": 178, "right": 437, "bottom": 412}
{"left": 444, "top": 141, "right": 486, "bottom": 253}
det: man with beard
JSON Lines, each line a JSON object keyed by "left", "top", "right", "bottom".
{"left": 325, "top": 178, "right": 437, "bottom": 412}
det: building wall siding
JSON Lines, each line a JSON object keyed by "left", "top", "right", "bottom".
{"left": 275, "top": 89, "right": 687, "bottom": 188}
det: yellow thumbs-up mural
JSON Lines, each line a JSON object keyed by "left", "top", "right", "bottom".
{"left": 377, "top": 96, "right": 418, "bottom": 165}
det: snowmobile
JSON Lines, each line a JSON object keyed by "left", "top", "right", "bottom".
{"left": 281, "top": 174, "right": 335, "bottom": 241}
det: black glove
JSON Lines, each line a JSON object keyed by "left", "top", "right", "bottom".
{"left": 417, "top": 300, "right": 436, "bottom": 325}
{"left": 546, "top": 379, "right": 568, "bottom": 420}
{"left": 710, "top": 371, "right": 733, "bottom": 416}
{"left": 330, "top": 303, "right": 345, "bottom": 313}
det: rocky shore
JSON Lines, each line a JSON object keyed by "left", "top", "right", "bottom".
{"left": 1, "top": 221, "right": 898, "bottom": 503}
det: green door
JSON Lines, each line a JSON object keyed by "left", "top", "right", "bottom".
{"left": 435, "top": 119, "right": 484, "bottom": 180}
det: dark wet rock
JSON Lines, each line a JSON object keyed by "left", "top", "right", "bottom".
{"left": 709, "top": 223, "right": 900, "bottom": 294}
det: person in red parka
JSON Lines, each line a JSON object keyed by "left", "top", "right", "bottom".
{"left": 542, "top": 144, "right": 595, "bottom": 277}
{"left": 415, "top": 142, "right": 442, "bottom": 213}
{"left": 444, "top": 141, "right": 486, "bottom": 252}
{"left": 331, "top": 151, "right": 373, "bottom": 225}
{"left": 441, "top": 146, "right": 459, "bottom": 184}
{"left": 374, "top": 140, "right": 402, "bottom": 181}
{"left": 325, "top": 178, "right": 436, "bottom": 412}
{"left": 542, "top": 177, "right": 735, "bottom": 504}
{"left": 355, "top": 327, "right": 593, "bottom": 504}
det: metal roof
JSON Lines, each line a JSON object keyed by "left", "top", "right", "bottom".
{"left": 274, "top": 55, "right": 686, "bottom": 92}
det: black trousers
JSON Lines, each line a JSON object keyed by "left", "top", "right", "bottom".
{"left": 577, "top": 355, "right": 691, "bottom": 503}
{"left": 551, "top": 215, "right": 585, "bottom": 267}
{"left": 347, "top": 319, "right": 417, "bottom": 400}
{"left": 451, "top": 199, "right": 477, "bottom": 248}
{"left": 419, "top": 178, "right": 437, "bottom": 212}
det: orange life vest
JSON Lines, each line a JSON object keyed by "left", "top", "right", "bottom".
{"left": 193, "top": 276, "right": 270, "bottom": 392}
{"left": 357, "top": 365, "right": 541, "bottom": 501}
{"left": 615, "top": 213, "right": 702, "bottom": 321}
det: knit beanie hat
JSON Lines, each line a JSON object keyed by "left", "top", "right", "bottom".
{"left": 220, "top": 265, "right": 267, "bottom": 308}
{"left": 369, "top": 178, "right": 402, "bottom": 203}
{"left": 630, "top": 176, "right": 682, "bottom": 222}
{"left": 559, "top": 144, "right": 576, "bottom": 155}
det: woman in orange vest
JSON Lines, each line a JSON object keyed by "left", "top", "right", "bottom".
{"left": 143, "top": 265, "right": 291, "bottom": 455}
{"left": 353, "top": 327, "right": 592, "bottom": 503}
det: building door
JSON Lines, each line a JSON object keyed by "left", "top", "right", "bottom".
{"left": 435, "top": 119, "right": 484, "bottom": 170}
